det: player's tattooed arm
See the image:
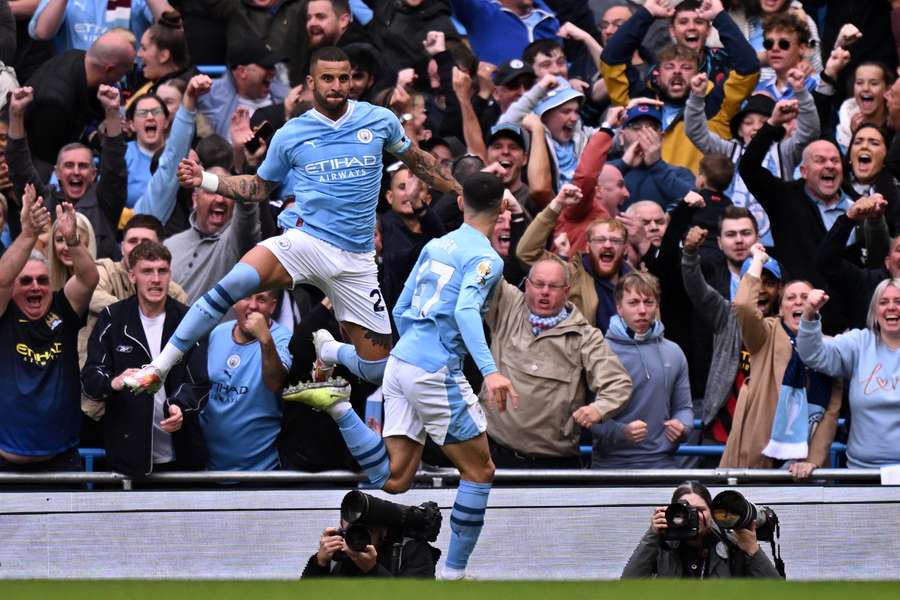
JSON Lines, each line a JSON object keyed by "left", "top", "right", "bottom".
{"left": 397, "top": 144, "right": 463, "bottom": 196}
{"left": 217, "top": 175, "right": 277, "bottom": 204}
{"left": 177, "top": 158, "right": 276, "bottom": 204}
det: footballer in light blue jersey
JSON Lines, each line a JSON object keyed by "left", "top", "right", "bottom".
{"left": 258, "top": 100, "right": 410, "bottom": 253}
{"left": 292, "top": 173, "right": 517, "bottom": 580}
{"left": 125, "top": 46, "right": 461, "bottom": 411}
{"left": 391, "top": 224, "right": 505, "bottom": 377}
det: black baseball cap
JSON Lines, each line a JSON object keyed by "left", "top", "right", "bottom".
{"left": 227, "top": 36, "right": 283, "bottom": 69}
{"left": 488, "top": 122, "right": 529, "bottom": 152}
{"left": 493, "top": 59, "right": 536, "bottom": 87}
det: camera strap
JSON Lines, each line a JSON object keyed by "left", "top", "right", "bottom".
{"left": 770, "top": 521, "right": 785, "bottom": 578}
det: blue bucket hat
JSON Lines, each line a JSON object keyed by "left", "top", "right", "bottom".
{"left": 533, "top": 77, "right": 584, "bottom": 117}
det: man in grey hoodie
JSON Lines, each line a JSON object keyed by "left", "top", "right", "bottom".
{"left": 591, "top": 271, "right": 693, "bottom": 468}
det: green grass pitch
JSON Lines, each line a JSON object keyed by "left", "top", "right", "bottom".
{"left": 3, "top": 580, "right": 900, "bottom": 599}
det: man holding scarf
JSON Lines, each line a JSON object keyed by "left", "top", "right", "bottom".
{"left": 480, "top": 256, "right": 632, "bottom": 468}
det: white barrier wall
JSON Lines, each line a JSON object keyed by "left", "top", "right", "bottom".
{"left": 1, "top": 485, "right": 898, "bottom": 580}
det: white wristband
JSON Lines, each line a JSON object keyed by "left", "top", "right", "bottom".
{"left": 200, "top": 171, "right": 220, "bottom": 193}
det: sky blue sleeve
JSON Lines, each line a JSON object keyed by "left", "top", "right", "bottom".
{"left": 392, "top": 252, "right": 425, "bottom": 337}
{"left": 381, "top": 109, "right": 412, "bottom": 156}
{"left": 348, "top": 0, "right": 372, "bottom": 25}
{"left": 134, "top": 106, "right": 195, "bottom": 222}
{"left": 797, "top": 318, "right": 861, "bottom": 380}
{"left": 273, "top": 326, "right": 294, "bottom": 370}
{"left": 454, "top": 255, "right": 503, "bottom": 376}
{"left": 29, "top": 0, "right": 53, "bottom": 39}
{"left": 132, "top": 0, "right": 154, "bottom": 43}
{"left": 256, "top": 127, "right": 292, "bottom": 183}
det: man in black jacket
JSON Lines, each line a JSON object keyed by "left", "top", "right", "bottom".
{"left": 380, "top": 165, "right": 446, "bottom": 313}
{"left": 818, "top": 194, "right": 900, "bottom": 329}
{"left": 82, "top": 241, "right": 208, "bottom": 478}
{"left": 23, "top": 29, "right": 135, "bottom": 173}
{"left": 739, "top": 118, "right": 855, "bottom": 334}
{"left": 7, "top": 84, "right": 127, "bottom": 260}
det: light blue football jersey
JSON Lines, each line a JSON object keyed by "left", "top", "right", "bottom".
{"left": 201, "top": 320, "right": 293, "bottom": 472}
{"left": 257, "top": 100, "right": 411, "bottom": 253}
{"left": 391, "top": 224, "right": 504, "bottom": 376}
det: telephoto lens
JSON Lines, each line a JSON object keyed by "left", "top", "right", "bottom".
{"left": 710, "top": 490, "right": 779, "bottom": 541}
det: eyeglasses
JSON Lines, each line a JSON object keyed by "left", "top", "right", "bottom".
{"left": 589, "top": 236, "right": 626, "bottom": 246}
{"left": 763, "top": 38, "right": 792, "bottom": 51}
{"left": 527, "top": 278, "right": 568, "bottom": 291}
{"left": 18, "top": 275, "right": 50, "bottom": 286}
{"left": 134, "top": 107, "right": 164, "bottom": 118}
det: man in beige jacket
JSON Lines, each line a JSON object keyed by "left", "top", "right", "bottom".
{"left": 480, "top": 256, "right": 633, "bottom": 468}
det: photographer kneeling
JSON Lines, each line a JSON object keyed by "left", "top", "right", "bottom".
{"left": 622, "top": 482, "right": 782, "bottom": 579}
{"left": 301, "top": 491, "right": 442, "bottom": 578}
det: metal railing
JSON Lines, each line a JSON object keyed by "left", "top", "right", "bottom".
{"left": 0, "top": 467, "right": 884, "bottom": 490}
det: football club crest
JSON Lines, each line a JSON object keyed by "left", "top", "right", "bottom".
{"left": 476, "top": 261, "right": 493, "bottom": 286}
{"left": 357, "top": 128, "right": 373, "bottom": 143}
{"left": 227, "top": 354, "right": 241, "bottom": 369}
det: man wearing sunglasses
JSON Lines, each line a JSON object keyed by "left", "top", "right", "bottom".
{"left": 600, "top": 0, "right": 759, "bottom": 174}
{"left": 754, "top": 12, "right": 819, "bottom": 102}
{"left": 479, "top": 255, "right": 632, "bottom": 469}
{"left": 0, "top": 189, "right": 99, "bottom": 473}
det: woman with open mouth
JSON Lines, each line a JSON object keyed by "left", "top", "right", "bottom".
{"left": 798, "top": 279, "right": 900, "bottom": 470}
{"left": 47, "top": 213, "right": 98, "bottom": 291}
{"left": 720, "top": 243, "right": 841, "bottom": 480}
{"left": 836, "top": 63, "right": 894, "bottom": 152}
{"left": 843, "top": 124, "right": 900, "bottom": 238}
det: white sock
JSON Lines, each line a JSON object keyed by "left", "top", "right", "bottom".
{"left": 441, "top": 565, "right": 466, "bottom": 580}
{"left": 152, "top": 344, "right": 184, "bottom": 375}
{"left": 325, "top": 400, "right": 352, "bottom": 420}
{"left": 319, "top": 340, "right": 346, "bottom": 365}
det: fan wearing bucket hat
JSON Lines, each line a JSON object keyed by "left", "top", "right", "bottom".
{"left": 600, "top": 0, "right": 760, "bottom": 174}
{"left": 198, "top": 36, "right": 290, "bottom": 140}
{"left": 684, "top": 68, "right": 819, "bottom": 246}
{"left": 498, "top": 73, "right": 593, "bottom": 190}
{"left": 608, "top": 103, "right": 695, "bottom": 211}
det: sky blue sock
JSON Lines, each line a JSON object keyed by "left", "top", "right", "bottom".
{"left": 336, "top": 345, "right": 387, "bottom": 384}
{"left": 446, "top": 480, "right": 491, "bottom": 570}
{"left": 335, "top": 409, "right": 390, "bottom": 488}
{"left": 169, "top": 263, "right": 260, "bottom": 352}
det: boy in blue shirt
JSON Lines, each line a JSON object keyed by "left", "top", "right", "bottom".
{"left": 289, "top": 172, "right": 518, "bottom": 580}
{"left": 122, "top": 46, "right": 461, "bottom": 395}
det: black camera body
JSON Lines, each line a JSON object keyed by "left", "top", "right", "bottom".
{"left": 336, "top": 524, "right": 371, "bottom": 553}
{"left": 664, "top": 499, "right": 700, "bottom": 540}
{"left": 710, "top": 490, "right": 780, "bottom": 542}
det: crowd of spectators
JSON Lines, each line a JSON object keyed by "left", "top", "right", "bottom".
{"left": 1, "top": 0, "right": 899, "bottom": 482}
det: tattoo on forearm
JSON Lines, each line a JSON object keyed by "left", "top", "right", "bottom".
{"left": 217, "top": 175, "right": 272, "bottom": 203}
{"left": 403, "top": 147, "right": 462, "bottom": 195}
{"left": 363, "top": 329, "right": 392, "bottom": 350}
